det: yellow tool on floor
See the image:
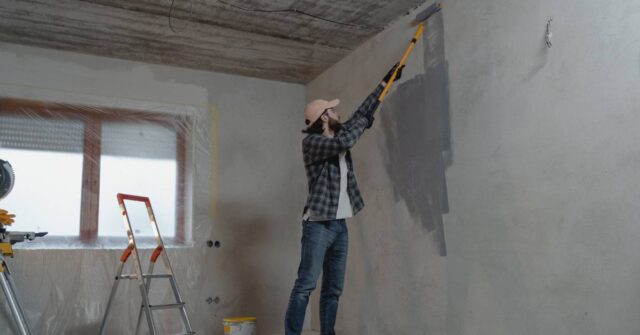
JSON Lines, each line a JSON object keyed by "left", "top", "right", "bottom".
{"left": 223, "top": 316, "right": 256, "bottom": 335}
{"left": 378, "top": 2, "right": 443, "bottom": 102}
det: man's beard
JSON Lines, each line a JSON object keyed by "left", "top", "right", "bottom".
{"left": 328, "top": 118, "right": 342, "bottom": 132}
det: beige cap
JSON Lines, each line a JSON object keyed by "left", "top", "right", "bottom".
{"left": 304, "top": 98, "right": 340, "bottom": 128}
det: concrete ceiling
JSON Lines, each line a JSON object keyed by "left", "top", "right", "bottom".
{"left": 0, "top": 0, "right": 426, "bottom": 83}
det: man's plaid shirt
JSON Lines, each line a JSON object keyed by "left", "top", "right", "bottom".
{"left": 302, "top": 84, "right": 383, "bottom": 219}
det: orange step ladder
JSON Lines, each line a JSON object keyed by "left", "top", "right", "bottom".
{"left": 99, "top": 193, "right": 194, "bottom": 335}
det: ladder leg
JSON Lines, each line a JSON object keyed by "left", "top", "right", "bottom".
{"left": 135, "top": 262, "right": 156, "bottom": 335}
{"left": 119, "top": 196, "right": 157, "bottom": 335}
{"left": 99, "top": 264, "right": 124, "bottom": 335}
{"left": 130, "top": 240, "right": 155, "bottom": 334}
{"left": 168, "top": 276, "right": 193, "bottom": 332}
{"left": 156, "top": 225, "right": 193, "bottom": 332}
{"left": 138, "top": 281, "right": 156, "bottom": 335}
{"left": 134, "top": 304, "right": 144, "bottom": 335}
{"left": 0, "top": 261, "right": 32, "bottom": 335}
{"left": 100, "top": 246, "right": 133, "bottom": 335}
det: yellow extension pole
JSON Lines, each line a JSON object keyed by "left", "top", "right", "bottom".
{"left": 378, "top": 22, "right": 425, "bottom": 102}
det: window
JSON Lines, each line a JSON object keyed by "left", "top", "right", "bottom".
{"left": 98, "top": 122, "right": 179, "bottom": 238}
{"left": 0, "top": 116, "right": 84, "bottom": 235}
{"left": 0, "top": 99, "right": 189, "bottom": 244}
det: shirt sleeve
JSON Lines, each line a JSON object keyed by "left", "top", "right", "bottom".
{"left": 342, "top": 84, "right": 384, "bottom": 129}
{"left": 303, "top": 84, "right": 384, "bottom": 165}
{"left": 303, "top": 117, "right": 369, "bottom": 165}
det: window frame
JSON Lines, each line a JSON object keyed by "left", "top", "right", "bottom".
{"left": 0, "top": 98, "right": 189, "bottom": 244}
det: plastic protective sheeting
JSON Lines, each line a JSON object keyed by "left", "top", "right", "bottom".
{"left": 0, "top": 97, "right": 215, "bottom": 334}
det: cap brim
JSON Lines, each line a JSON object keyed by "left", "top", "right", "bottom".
{"left": 303, "top": 99, "right": 340, "bottom": 131}
{"left": 327, "top": 99, "right": 340, "bottom": 108}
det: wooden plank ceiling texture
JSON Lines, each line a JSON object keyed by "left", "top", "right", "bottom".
{"left": 0, "top": 0, "right": 425, "bottom": 83}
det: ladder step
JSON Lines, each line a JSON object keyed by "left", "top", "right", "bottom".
{"left": 101, "top": 195, "right": 194, "bottom": 335}
{"left": 149, "top": 302, "right": 185, "bottom": 311}
{"left": 118, "top": 274, "right": 173, "bottom": 280}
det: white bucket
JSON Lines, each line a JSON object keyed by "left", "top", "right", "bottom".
{"left": 223, "top": 317, "right": 256, "bottom": 335}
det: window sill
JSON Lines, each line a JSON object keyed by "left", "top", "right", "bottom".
{"left": 12, "top": 236, "right": 193, "bottom": 250}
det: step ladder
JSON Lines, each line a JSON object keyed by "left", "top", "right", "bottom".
{"left": 99, "top": 193, "right": 194, "bottom": 335}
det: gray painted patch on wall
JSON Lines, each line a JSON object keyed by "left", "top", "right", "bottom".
{"left": 379, "top": 12, "right": 450, "bottom": 256}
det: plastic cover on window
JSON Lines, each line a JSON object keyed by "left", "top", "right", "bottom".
{"left": 0, "top": 97, "right": 215, "bottom": 334}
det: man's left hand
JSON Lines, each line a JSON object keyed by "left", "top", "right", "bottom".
{"left": 382, "top": 63, "right": 406, "bottom": 84}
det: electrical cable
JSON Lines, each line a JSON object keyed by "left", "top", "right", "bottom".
{"left": 216, "top": 0, "right": 376, "bottom": 30}
{"left": 169, "top": 0, "right": 376, "bottom": 33}
{"left": 169, "top": 0, "right": 193, "bottom": 33}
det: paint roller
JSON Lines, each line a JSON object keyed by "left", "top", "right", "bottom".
{"left": 378, "top": 2, "right": 442, "bottom": 102}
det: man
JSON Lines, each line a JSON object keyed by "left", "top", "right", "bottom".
{"left": 285, "top": 64, "right": 404, "bottom": 335}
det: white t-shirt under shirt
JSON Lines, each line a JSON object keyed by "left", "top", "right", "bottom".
{"left": 336, "top": 152, "right": 354, "bottom": 219}
{"left": 305, "top": 152, "right": 353, "bottom": 221}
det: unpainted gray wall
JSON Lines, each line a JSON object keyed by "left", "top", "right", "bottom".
{"left": 0, "top": 42, "right": 306, "bottom": 335}
{"left": 444, "top": 0, "right": 640, "bottom": 334}
{"left": 307, "top": 0, "right": 640, "bottom": 334}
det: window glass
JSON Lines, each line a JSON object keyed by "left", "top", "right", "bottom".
{"left": 0, "top": 115, "right": 84, "bottom": 235}
{"left": 98, "top": 122, "right": 177, "bottom": 237}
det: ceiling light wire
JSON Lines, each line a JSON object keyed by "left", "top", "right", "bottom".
{"left": 169, "top": 0, "right": 194, "bottom": 33}
{"left": 216, "top": 0, "right": 377, "bottom": 30}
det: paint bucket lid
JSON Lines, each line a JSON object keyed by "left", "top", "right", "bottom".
{"left": 223, "top": 316, "right": 256, "bottom": 324}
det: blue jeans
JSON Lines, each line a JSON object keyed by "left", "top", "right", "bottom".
{"left": 285, "top": 219, "right": 348, "bottom": 335}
